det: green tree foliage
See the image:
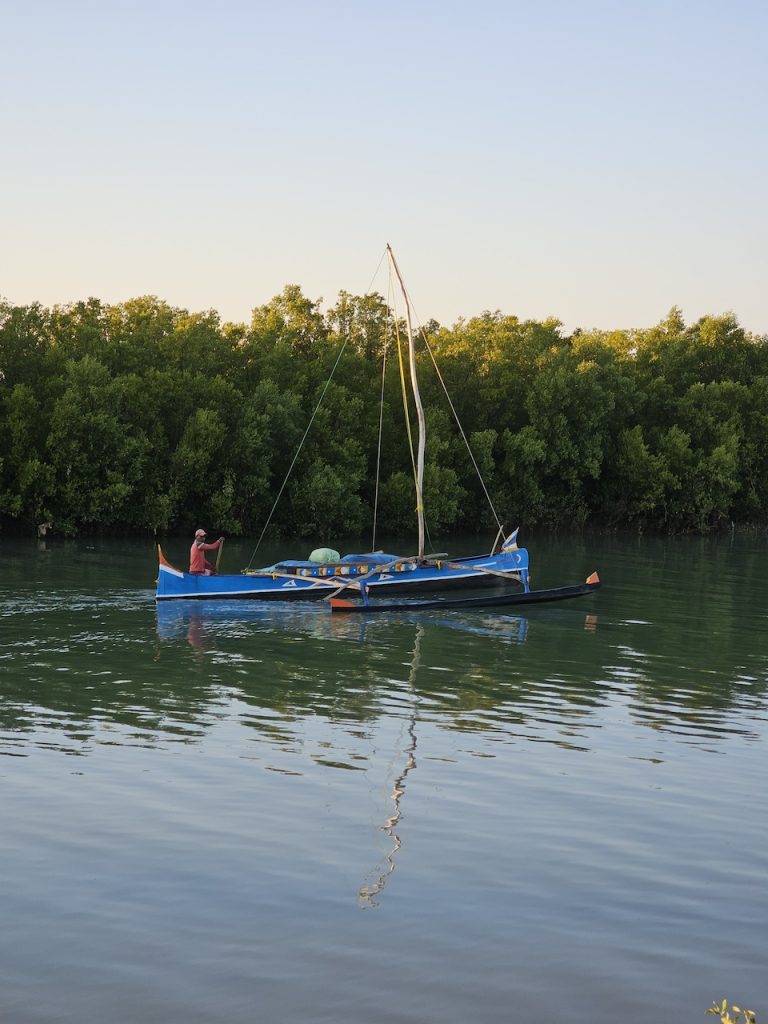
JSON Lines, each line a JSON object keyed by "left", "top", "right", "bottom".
{"left": 707, "top": 999, "right": 757, "bottom": 1024}
{"left": 45, "top": 356, "right": 152, "bottom": 532}
{"left": 1, "top": 289, "right": 767, "bottom": 538}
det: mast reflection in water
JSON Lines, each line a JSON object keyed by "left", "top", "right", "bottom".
{"left": 358, "top": 625, "right": 423, "bottom": 908}
{"left": 155, "top": 600, "right": 531, "bottom": 908}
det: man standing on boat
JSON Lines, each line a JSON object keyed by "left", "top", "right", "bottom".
{"left": 189, "top": 529, "right": 224, "bottom": 575}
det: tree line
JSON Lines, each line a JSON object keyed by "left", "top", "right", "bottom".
{"left": 1, "top": 286, "right": 767, "bottom": 538}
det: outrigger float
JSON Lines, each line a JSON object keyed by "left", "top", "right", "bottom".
{"left": 328, "top": 576, "right": 601, "bottom": 614}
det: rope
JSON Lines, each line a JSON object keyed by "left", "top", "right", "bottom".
{"left": 393, "top": 313, "right": 418, "bottom": 486}
{"left": 420, "top": 326, "right": 504, "bottom": 533}
{"left": 246, "top": 339, "right": 348, "bottom": 569}
{"left": 371, "top": 294, "right": 392, "bottom": 551}
{"left": 373, "top": 266, "right": 434, "bottom": 556}
{"left": 389, "top": 264, "right": 436, "bottom": 552}
{"left": 389, "top": 276, "right": 503, "bottom": 532}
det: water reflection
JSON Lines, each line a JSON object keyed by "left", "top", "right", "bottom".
{"left": 154, "top": 599, "right": 531, "bottom": 648}
{"left": 2, "top": 553, "right": 767, "bottom": 763}
{"left": 3, "top": 537, "right": 767, "bottom": 1023}
{"left": 358, "top": 625, "right": 423, "bottom": 909}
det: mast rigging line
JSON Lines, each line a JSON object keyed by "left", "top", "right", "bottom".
{"left": 393, "top": 305, "right": 419, "bottom": 495}
{"left": 385, "top": 246, "right": 505, "bottom": 537}
{"left": 246, "top": 245, "right": 503, "bottom": 570}
{"left": 246, "top": 339, "right": 349, "bottom": 570}
{"left": 420, "top": 326, "right": 504, "bottom": 535}
{"left": 247, "top": 253, "right": 390, "bottom": 569}
{"left": 371, "top": 281, "right": 394, "bottom": 552}
{"left": 387, "top": 244, "right": 427, "bottom": 560}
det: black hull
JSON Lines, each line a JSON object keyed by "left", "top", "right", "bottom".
{"left": 330, "top": 581, "right": 601, "bottom": 614}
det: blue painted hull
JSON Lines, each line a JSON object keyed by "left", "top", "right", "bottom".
{"left": 155, "top": 546, "right": 530, "bottom": 601}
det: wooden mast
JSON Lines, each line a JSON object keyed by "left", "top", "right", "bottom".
{"left": 386, "top": 244, "right": 426, "bottom": 561}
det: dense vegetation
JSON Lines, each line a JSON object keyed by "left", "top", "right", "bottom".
{"left": 1, "top": 287, "right": 767, "bottom": 539}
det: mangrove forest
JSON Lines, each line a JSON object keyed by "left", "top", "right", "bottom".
{"left": 1, "top": 287, "right": 767, "bottom": 538}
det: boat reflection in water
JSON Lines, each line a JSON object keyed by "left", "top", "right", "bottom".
{"left": 155, "top": 600, "right": 533, "bottom": 906}
{"left": 155, "top": 599, "right": 532, "bottom": 650}
{"left": 155, "top": 602, "right": 599, "bottom": 905}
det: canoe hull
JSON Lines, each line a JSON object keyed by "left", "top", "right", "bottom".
{"left": 155, "top": 547, "right": 530, "bottom": 601}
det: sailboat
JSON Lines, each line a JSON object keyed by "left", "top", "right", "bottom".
{"left": 156, "top": 246, "right": 600, "bottom": 610}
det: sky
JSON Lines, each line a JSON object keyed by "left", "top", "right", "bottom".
{"left": 1, "top": 0, "right": 766, "bottom": 335}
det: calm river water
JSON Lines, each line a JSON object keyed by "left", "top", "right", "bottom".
{"left": 1, "top": 533, "right": 766, "bottom": 1024}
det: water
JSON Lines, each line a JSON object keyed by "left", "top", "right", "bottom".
{"left": 1, "top": 533, "right": 766, "bottom": 1023}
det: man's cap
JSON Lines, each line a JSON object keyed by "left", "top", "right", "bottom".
{"left": 195, "top": 529, "right": 206, "bottom": 538}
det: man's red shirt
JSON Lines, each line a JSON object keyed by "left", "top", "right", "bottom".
{"left": 189, "top": 539, "right": 221, "bottom": 573}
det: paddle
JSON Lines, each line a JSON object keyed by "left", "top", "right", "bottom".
{"left": 215, "top": 537, "right": 225, "bottom": 573}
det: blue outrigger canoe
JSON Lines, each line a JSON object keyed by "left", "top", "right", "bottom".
{"left": 156, "top": 538, "right": 601, "bottom": 613}
{"left": 156, "top": 247, "right": 602, "bottom": 614}
{"left": 155, "top": 539, "right": 533, "bottom": 602}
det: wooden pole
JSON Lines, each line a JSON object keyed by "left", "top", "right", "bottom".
{"left": 387, "top": 244, "right": 426, "bottom": 561}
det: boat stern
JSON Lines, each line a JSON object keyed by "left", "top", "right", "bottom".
{"left": 156, "top": 546, "right": 189, "bottom": 599}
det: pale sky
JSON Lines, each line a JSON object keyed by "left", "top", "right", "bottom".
{"left": 1, "top": 0, "right": 766, "bottom": 335}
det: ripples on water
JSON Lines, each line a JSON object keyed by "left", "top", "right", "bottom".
{"left": 1, "top": 536, "right": 767, "bottom": 1024}
{"left": 2, "top": 579, "right": 766, "bottom": 755}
